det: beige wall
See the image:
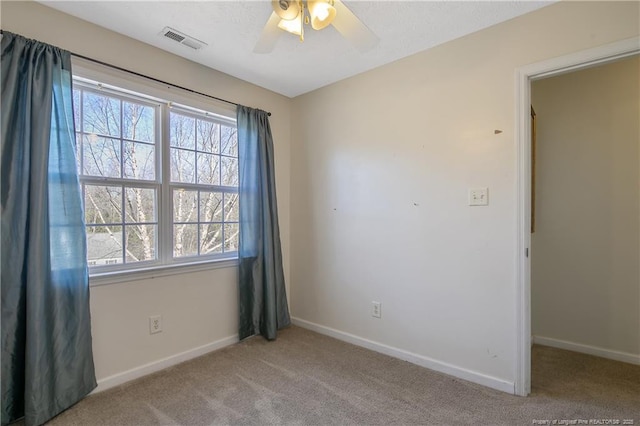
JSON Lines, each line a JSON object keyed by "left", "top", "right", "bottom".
{"left": 290, "top": 1, "right": 640, "bottom": 388}
{"left": 531, "top": 56, "right": 640, "bottom": 357}
{"left": 1, "top": 1, "right": 292, "bottom": 384}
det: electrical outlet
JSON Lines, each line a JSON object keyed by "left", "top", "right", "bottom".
{"left": 372, "top": 301, "right": 381, "bottom": 318}
{"left": 149, "top": 315, "right": 162, "bottom": 334}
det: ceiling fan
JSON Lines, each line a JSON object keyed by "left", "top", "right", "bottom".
{"left": 254, "top": 0, "right": 379, "bottom": 54}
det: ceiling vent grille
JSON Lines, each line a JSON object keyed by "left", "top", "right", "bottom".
{"left": 160, "top": 27, "right": 207, "bottom": 50}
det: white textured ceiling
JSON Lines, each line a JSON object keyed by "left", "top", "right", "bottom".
{"left": 39, "top": 1, "right": 552, "bottom": 97}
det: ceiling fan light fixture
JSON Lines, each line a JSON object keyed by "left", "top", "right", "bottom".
{"left": 277, "top": 15, "right": 303, "bottom": 36}
{"left": 272, "top": 0, "right": 301, "bottom": 21}
{"left": 308, "top": 0, "right": 336, "bottom": 30}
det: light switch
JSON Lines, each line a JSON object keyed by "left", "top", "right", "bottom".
{"left": 469, "top": 188, "right": 489, "bottom": 206}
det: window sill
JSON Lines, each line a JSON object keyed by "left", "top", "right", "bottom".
{"left": 89, "top": 257, "right": 239, "bottom": 287}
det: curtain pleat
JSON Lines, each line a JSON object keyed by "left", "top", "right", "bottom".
{"left": 1, "top": 32, "right": 96, "bottom": 426}
{"left": 237, "top": 106, "right": 290, "bottom": 340}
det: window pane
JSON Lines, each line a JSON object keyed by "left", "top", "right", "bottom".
{"left": 170, "top": 112, "right": 195, "bottom": 149}
{"left": 221, "top": 125, "right": 237, "bottom": 156}
{"left": 84, "top": 185, "right": 122, "bottom": 224}
{"left": 224, "top": 193, "right": 239, "bottom": 221}
{"left": 125, "top": 187, "right": 156, "bottom": 223}
{"left": 173, "top": 189, "right": 197, "bottom": 223}
{"left": 200, "top": 191, "right": 222, "bottom": 222}
{"left": 124, "top": 142, "right": 155, "bottom": 180}
{"left": 73, "top": 89, "right": 81, "bottom": 131}
{"left": 75, "top": 140, "right": 82, "bottom": 174}
{"left": 125, "top": 225, "right": 156, "bottom": 262}
{"left": 124, "top": 102, "right": 155, "bottom": 143}
{"left": 224, "top": 223, "right": 239, "bottom": 252}
{"left": 174, "top": 224, "right": 198, "bottom": 257}
{"left": 83, "top": 91, "right": 120, "bottom": 137}
{"left": 197, "top": 120, "right": 220, "bottom": 153}
{"left": 86, "top": 225, "right": 123, "bottom": 265}
{"left": 170, "top": 148, "right": 195, "bottom": 183}
{"left": 221, "top": 156, "right": 238, "bottom": 186}
{"left": 200, "top": 223, "right": 222, "bottom": 255}
{"left": 82, "top": 135, "right": 121, "bottom": 178}
{"left": 197, "top": 153, "right": 220, "bottom": 185}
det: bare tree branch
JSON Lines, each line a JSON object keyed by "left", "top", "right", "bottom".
{"left": 86, "top": 191, "right": 139, "bottom": 262}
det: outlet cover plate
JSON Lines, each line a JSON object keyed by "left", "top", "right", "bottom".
{"left": 149, "top": 315, "right": 162, "bottom": 334}
{"left": 372, "top": 301, "right": 381, "bottom": 318}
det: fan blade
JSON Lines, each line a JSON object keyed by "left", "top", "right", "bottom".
{"left": 254, "top": 12, "right": 282, "bottom": 54}
{"left": 331, "top": 0, "right": 378, "bottom": 52}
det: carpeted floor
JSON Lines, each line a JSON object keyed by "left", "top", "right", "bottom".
{"left": 47, "top": 326, "right": 640, "bottom": 425}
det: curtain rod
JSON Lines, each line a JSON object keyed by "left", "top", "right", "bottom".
{"left": 0, "top": 29, "right": 271, "bottom": 116}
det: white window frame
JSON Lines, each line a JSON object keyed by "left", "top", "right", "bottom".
{"left": 72, "top": 60, "right": 240, "bottom": 285}
{"left": 75, "top": 81, "right": 163, "bottom": 273}
{"left": 165, "top": 106, "right": 240, "bottom": 262}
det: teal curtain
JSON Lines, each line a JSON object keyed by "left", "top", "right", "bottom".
{"left": 1, "top": 32, "right": 96, "bottom": 425}
{"left": 237, "top": 106, "right": 290, "bottom": 340}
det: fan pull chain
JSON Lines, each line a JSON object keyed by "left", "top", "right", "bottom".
{"left": 300, "top": 1, "right": 305, "bottom": 42}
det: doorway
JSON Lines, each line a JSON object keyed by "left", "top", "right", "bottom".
{"left": 530, "top": 55, "right": 639, "bottom": 364}
{"left": 514, "top": 37, "right": 640, "bottom": 396}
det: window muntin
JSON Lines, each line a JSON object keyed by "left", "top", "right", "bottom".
{"left": 73, "top": 79, "right": 238, "bottom": 273}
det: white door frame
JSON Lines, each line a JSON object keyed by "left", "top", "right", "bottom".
{"left": 514, "top": 37, "right": 640, "bottom": 396}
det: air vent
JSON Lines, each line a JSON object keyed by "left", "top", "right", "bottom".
{"left": 160, "top": 27, "right": 207, "bottom": 50}
{"left": 164, "top": 30, "right": 185, "bottom": 43}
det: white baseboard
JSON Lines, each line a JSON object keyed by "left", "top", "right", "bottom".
{"left": 93, "top": 334, "right": 239, "bottom": 393}
{"left": 291, "top": 317, "right": 514, "bottom": 394}
{"left": 532, "top": 335, "right": 640, "bottom": 365}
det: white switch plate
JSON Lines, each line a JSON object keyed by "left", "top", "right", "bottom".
{"left": 469, "top": 188, "right": 489, "bottom": 206}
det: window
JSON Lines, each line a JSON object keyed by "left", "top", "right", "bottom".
{"left": 169, "top": 111, "right": 239, "bottom": 258}
{"left": 73, "top": 78, "right": 239, "bottom": 274}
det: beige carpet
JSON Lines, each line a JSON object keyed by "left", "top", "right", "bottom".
{"left": 47, "top": 326, "right": 640, "bottom": 425}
